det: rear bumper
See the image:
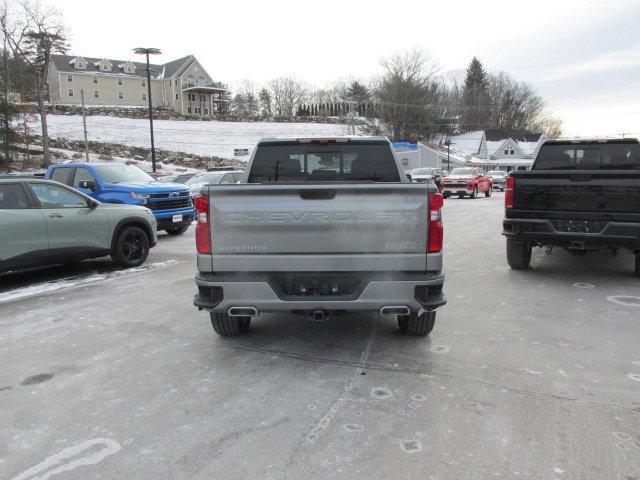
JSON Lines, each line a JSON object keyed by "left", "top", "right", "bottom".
{"left": 194, "top": 272, "right": 446, "bottom": 313}
{"left": 503, "top": 217, "right": 640, "bottom": 248}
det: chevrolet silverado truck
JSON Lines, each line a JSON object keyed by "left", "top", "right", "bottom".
{"left": 193, "top": 137, "right": 446, "bottom": 336}
{"left": 441, "top": 167, "right": 493, "bottom": 199}
{"left": 45, "top": 163, "right": 195, "bottom": 235}
{"left": 503, "top": 138, "right": 640, "bottom": 276}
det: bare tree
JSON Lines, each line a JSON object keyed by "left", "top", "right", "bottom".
{"left": 16, "top": 0, "right": 67, "bottom": 165}
{"left": 374, "top": 47, "right": 444, "bottom": 141}
{"left": 268, "top": 76, "right": 308, "bottom": 117}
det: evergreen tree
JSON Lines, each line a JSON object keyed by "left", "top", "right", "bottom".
{"left": 347, "top": 81, "right": 370, "bottom": 105}
{"left": 258, "top": 88, "right": 272, "bottom": 117}
{"left": 460, "top": 57, "right": 489, "bottom": 132}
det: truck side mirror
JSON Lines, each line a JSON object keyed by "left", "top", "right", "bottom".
{"left": 79, "top": 180, "right": 96, "bottom": 190}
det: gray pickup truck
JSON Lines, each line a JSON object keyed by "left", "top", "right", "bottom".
{"left": 193, "top": 137, "right": 446, "bottom": 336}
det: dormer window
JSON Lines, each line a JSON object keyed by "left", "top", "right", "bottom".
{"left": 95, "top": 59, "right": 112, "bottom": 72}
{"left": 71, "top": 56, "right": 87, "bottom": 70}
{"left": 117, "top": 77, "right": 123, "bottom": 86}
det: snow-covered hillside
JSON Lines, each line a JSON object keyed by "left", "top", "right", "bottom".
{"left": 37, "top": 115, "right": 352, "bottom": 160}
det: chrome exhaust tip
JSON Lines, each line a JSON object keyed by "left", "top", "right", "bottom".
{"left": 228, "top": 307, "right": 259, "bottom": 317}
{"left": 380, "top": 306, "right": 410, "bottom": 316}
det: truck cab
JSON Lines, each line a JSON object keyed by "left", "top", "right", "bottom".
{"left": 45, "top": 163, "right": 195, "bottom": 235}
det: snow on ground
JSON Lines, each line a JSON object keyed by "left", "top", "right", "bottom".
{"left": 0, "top": 260, "right": 179, "bottom": 304}
{"left": 36, "top": 115, "right": 352, "bottom": 160}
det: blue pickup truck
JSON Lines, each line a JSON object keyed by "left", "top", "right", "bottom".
{"left": 45, "top": 163, "right": 195, "bottom": 235}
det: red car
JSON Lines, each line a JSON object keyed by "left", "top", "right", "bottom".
{"left": 440, "top": 167, "right": 493, "bottom": 199}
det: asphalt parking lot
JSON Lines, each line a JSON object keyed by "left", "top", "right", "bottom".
{"left": 1, "top": 192, "right": 639, "bottom": 480}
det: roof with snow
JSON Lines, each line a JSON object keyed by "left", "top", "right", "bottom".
{"left": 484, "top": 129, "right": 543, "bottom": 143}
{"left": 50, "top": 54, "right": 194, "bottom": 80}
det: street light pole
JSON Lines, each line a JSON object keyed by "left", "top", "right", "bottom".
{"left": 134, "top": 47, "right": 161, "bottom": 172}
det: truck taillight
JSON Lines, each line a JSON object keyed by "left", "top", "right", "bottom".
{"left": 194, "top": 195, "right": 211, "bottom": 254}
{"left": 505, "top": 176, "right": 515, "bottom": 209}
{"left": 427, "top": 193, "right": 444, "bottom": 253}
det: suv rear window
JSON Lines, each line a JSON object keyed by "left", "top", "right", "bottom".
{"left": 534, "top": 142, "right": 640, "bottom": 170}
{"left": 248, "top": 142, "right": 400, "bottom": 183}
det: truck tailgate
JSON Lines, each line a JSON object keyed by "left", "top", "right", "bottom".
{"left": 512, "top": 171, "right": 640, "bottom": 215}
{"left": 205, "top": 183, "right": 431, "bottom": 272}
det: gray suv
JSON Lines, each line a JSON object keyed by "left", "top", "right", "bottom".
{"left": 0, "top": 177, "right": 157, "bottom": 273}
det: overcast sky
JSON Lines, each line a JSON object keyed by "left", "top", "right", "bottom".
{"left": 53, "top": 0, "right": 640, "bottom": 137}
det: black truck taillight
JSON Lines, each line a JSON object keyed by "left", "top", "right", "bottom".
{"left": 505, "top": 176, "right": 515, "bottom": 209}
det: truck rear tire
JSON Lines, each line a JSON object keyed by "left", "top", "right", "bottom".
{"left": 506, "top": 239, "right": 532, "bottom": 270}
{"left": 210, "top": 312, "right": 251, "bottom": 336}
{"left": 111, "top": 226, "right": 150, "bottom": 268}
{"left": 397, "top": 311, "right": 436, "bottom": 336}
{"left": 485, "top": 186, "right": 492, "bottom": 197}
{"left": 165, "top": 225, "right": 189, "bottom": 235}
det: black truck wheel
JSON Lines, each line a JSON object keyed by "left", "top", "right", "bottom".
{"left": 635, "top": 255, "right": 640, "bottom": 277}
{"left": 506, "top": 239, "right": 532, "bottom": 270}
{"left": 397, "top": 311, "right": 436, "bottom": 336}
{"left": 165, "top": 225, "right": 189, "bottom": 235}
{"left": 485, "top": 186, "right": 492, "bottom": 197}
{"left": 111, "top": 226, "right": 150, "bottom": 268}
{"left": 210, "top": 312, "right": 251, "bottom": 336}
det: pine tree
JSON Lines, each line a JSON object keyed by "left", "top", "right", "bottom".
{"left": 347, "top": 81, "right": 370, "bottom": 105}
{"left": 258, "top": 88, "right": 272, "bottom": 117}
{"left": 461, "top": 57, "right": 489, "bottom": 132}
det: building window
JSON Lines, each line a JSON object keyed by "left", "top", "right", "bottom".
{"left": 142, "top": 93, "right": 147, "bottom": 101}
{"left": 204, "top": 108, "right": 208, "bottom": 115}
{"left": 175, "top": 79, "right": 179, "bottom": 87}
{"left": 510, "top": 149, "right": 515, "bottom": 155}
{"left": 117, "top": 77, "right": 123, "bottom": 86}
{"left": 94, "top": 91, "right": 99, "bottom": 98}
{"left": 118, "top": 92, "right": 124, "bottom": 100}
{"left": 142, "top": 79, "right": 146, "bottom": 87}
{"left": 504, "top": 149, "right": 509, "bottom": 155}
{"left": 93, "top": 76, "right": 98, "bottom": 84}
{"left": 175, "top": 93, "right": 178, "bottom": 100}
{"left": 169, "top": 80, "right": 172, "bottom": 86}
{"left": 77, "top": 63, "right": 83, "bottom": 69}
{"left": 187, "top": 107, "right": 191, "bottom": 114}
{"left": 67, "top": 74, "right": 73, "bottom": 82}
{"left": 68, "top": 89, "right": 74, "bottom": 97}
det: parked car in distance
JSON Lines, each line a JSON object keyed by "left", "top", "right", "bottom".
{"left": 45, "top": 163, "right": 195, "bottom": 235}
{"left": 503, "top": 138, "right": 640, "bottom": 276}
{"left": 441, "top": 167, "right": 493, "bottom": 199}
{"left": 487, "top": 170, "right": 507, "bottom": 191}
{"left": 170, "top": 172, "right": 199, "bottom": 185}
{"left": 0, "top": 177, "right": 157, "bottom": 273}
{"left": 410, "top": 167, "right": 443, "bottom": 189}
{"left": 184, "top": 170, "right": 244, "bottom": 197}
{"left": 193, "top": 137, "right": 446, "bottom": 337}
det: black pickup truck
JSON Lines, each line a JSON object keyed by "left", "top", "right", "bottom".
{"left": 503, "top": 139, "right": 640, "bottom": 276}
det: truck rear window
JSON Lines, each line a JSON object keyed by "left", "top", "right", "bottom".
{"left": 533, "top": 142, "right": 640, "bottom": 170}
{"left": 247, "top": 142, "right": 400, "bottom": 183}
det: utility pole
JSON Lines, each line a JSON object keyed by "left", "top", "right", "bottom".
{"left": 134, "top": 47, "right": 161, "bottom": 172}
{"left": 80, "top": 89, "right": 89, "bottom": 162}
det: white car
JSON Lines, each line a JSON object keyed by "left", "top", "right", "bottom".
{"left": 184, "top": 170, "right": 244, "bottom": 196}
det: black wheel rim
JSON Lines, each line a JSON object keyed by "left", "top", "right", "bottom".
{"left": 122, "top": 231, "right": 146, "bottom": 262}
